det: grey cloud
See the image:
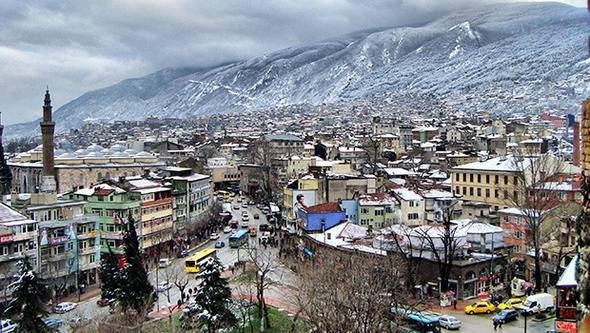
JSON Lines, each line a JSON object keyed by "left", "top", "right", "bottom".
{"left": 0, "top": 0, "right": 580, "bottom": 125}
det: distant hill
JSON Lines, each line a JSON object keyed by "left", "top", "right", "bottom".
{"left": 7, "top": 2, "right": 589, "bottom": 139}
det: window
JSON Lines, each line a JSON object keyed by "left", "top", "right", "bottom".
{"left": 463, "top": 173, "right": 466, "bottom": 182}
{"left": 470, "top": 174, "right": 474, "bottom": 182}
{"left": 486, "top": 189, "right": 490, "bottom": 198}
{"left": 504, "top": 190, "right": 508, "bottom": 199}
{"left": 504, "top": 175, "right": 508, "bottom": 185}
{"left": 375, "top": 210, "right": 384, "bottom": 216}
{"left": 455, "top": 173, "right": 460, "bottom": 181}
{"left": 514, "top": 176, "right": 518, "bottom": 185}
{"left": 407, "top": 213, "right": 419, "bottom": 220}
{"left": 361, "top": 208, "right": 369, "bottom": 214}
{"left": 516, "top": 231, "right": 522, "bottom": 239}
{"left": 494, "top": 189, "right": 499, "bottom": 198}
{"left": 469, "top": 187, "right": 474, "bottom": 196}
{"left": 494, "top": 175, "right": 499, "bottom": 184}
{"left": 463, "top": 187, "right": 467, "bottom": 195}
{"left": 477, "top": 174, "right": 481, "bottom": 183}
{"left": 486, "top": 175, "right": 490, "bottom": 183}
{"left": 513, "top": 191, "right": 518, "bottom": 202}
{"left": 477, "top": 188, "right": 481, "bottom": 196}
{"left": 455, "top": 186, "right": 460, "bottom": 195}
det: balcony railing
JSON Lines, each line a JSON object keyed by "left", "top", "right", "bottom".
{"left": 13, "top": 232, "right": 38, "bottom": 242}
{"left": 79, "top": 245, "right": 100, "bottom": 256}
{"left": 101, "top": 231, "right": 124, "bottom": 240}
{"left": 0, "top": 249, "right": 36, "bottom": 262}
{"left": 77, "top": 230, "right": 97, "bottom": 240}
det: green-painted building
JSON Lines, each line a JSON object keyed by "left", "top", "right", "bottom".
{"left": 65, "top": 184, "right": 141, "bottom": 255}
{"left": 357, "top": 193, "right": 400, "bottom": 231}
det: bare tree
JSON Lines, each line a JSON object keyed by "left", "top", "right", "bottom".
{"left": 169, "top": 265, "right": 189, "bottom": 304}
{"left": 361, "top": 131, "right": 382, "bottom": 175}
{"left": 293, "top": 250, "right": 413, "bottom": 333}
{"left": 509, "top": 152, "right": 566, "bottom": 291}
{"left": 413, "top": 205, "right": 464, "bottom": 293}
{"left": 249, "top": 139, "right": 278, "bottom": 202}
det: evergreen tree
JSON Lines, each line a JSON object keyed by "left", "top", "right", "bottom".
{"left": 188, "top": 257, "right": 236, "bottom": 333}
{"left": 99, "top": 244, "right": 120, "bottom": 301}
{"left": 117, "top": 214, "right": 155, "bottom": 317}
{"left": 4, "top": 256, "right": 52, "bottom": 333}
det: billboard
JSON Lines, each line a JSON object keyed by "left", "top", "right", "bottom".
{"left": 292, "top": 190, "right": 316, "bottom": 220}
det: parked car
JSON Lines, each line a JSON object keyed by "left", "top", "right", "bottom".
{"left": 43, "top": 318, "right": 62, "bottom": 330}
{"left": 215, "top": 241, "right": 225, "bottom": 248}
{"left": 223, "top": 226, "right": 233, "bottom": 233}
{"left": 158, "top": 258, "right": 172, "bottom": 268}
{"left": 493, "top": 310, "right": 519, "bottom": 324}
{"left": 515, "top": 293, "right": 554, "bottom": 315}
{"left": 53, "top": 301, "right": 78, "bottom": 313}
{"left": 157, "top": 281, "right": 172, "bottom": 292}
{"left": 253, "top": 213, "right": 260, "bottom": 219}
{"left": 241, "top": 221, "right": 249, "bottom": 228}
{"left": 248, "top": 201, "right": 255, "bottom": 205}
{"left": 97, "top": 298, "right": 112, "bottom": 307}
{"left": 241, "top": 215, "right": 249, "bottom": 221}
{"left": 438, "top": 315, "right": 461, "bottom": 330}
{"left": 241, "top": 203, "right": 248, "bottom": 208}
{"left": 177, "top": 250, "right": 189, "bottom": 258}
{"left": 209, "top": 233, "right": 220, "bottom": 240}
{"left": 230, "top": 220, "right": 239, "bottom": 228}
{"left": 249, "top": 226, "right": 257, "bottom": 237}
{"left": 464, "top": 301, "right": 495, "bottom": 314}
{"left": 497, "top": 297, "right": 524, "bottom": 310}
{"left": 236, "top": 198, "right": 242, "bottom": 203}
{"left": 233, "top": 205, "right": 240, "bottom": 210}
{"left": 0, "top": 319, "right": 16, "bottom": 332}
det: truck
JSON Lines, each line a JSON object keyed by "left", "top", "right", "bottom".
{"left": 514, "top": 293, "right": 554, "bottom": 315}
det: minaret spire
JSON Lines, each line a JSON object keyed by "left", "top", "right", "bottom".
{"left": 40, "top": 89, "right": 56, "bottom": 193}
{"left": 0, "top": 110, "right": 12, "bottom": 198}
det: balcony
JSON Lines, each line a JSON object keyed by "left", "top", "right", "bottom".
{"left": 13, "top": 231, "right": 38, "bottom": 242}
{"left": 101, "top": 231, "right": 124, "bottom": 240}
{"left": 77, "top": 230, "right": 97, "bottom": 240}
{"left": 79, "top": 245, "right": 100, "bottom": 256}
{"left": 0, "top": 249, "right": 36, "bottom": 262}
{"left": 142, "top": 222, "right": 173, "bottom": 235}
{"left": 44, "top": 252, "right": 72, "bottom": 262}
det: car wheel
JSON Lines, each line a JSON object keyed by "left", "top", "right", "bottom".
{"left": 469, "top": 311, "right": 474, "bottom": 315}
{"left": 486, "top": 309, "right": 491, "bottom": 314}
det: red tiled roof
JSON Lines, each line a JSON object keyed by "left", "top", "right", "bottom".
{"left": 94, "top": 188, "right": 114, "bottom": 196}
{"left": 305, "top": 202, "right": 341, "bottom": 213}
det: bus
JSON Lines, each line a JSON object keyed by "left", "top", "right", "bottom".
{"left": 229, "top": 229, "right": 248, "bottom": 248}
{"left": 184, "top": 248, "right": 217, "bottom": 273}
{"left": 391, "top": 307, "right": 441, "bottom": 333}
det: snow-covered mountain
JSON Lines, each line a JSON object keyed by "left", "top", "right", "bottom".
{"left": 7, "top": 2, "right": 590, "bottom": 138}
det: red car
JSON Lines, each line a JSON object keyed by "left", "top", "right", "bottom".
{"left": 96, "top": 298, "right": 111, "bottom": 307}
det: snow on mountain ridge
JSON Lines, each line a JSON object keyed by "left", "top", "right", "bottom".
{"left": 5, "top": 2, "right": 589, "bottom": 139}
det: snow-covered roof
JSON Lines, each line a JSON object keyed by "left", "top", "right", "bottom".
{"left": 557, "top": 255, "right": 577, "bottom": 287}
{"left": 393, "top": 188, "right": 423, "bottom": 201}
{"left": 383, "top": 168, "right": 417, "bottom": 177}
{"left": 421, "top": 189, "right": 455, "bottom": 199}
{"left": 358, "top": 193, "right": 398, "bottom": 206}
{"left": 452, "top": 155, "right": 535, "bottom": 172}
{"left": 133, "top": 186, "right": 171, "bottom": 195}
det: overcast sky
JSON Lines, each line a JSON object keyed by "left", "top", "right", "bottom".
{"left": 0, "top": 0, "right": 585, "bottom": 125}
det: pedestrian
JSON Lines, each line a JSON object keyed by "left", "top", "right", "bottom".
{"left": 498, "top": 320, "right": 502, "bottom": 329}
{"left": 453, "top": 297, "right": 457, "bottom": 310}
{"left": 493, "top": 319, "right": 498, "bottom": 331}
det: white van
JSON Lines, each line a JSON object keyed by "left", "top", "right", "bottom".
{"left": 158, "top": 258, "right": 172, "bottom": 268}
{"left": 514, "top": 293, "right": 554, "bottom": 315}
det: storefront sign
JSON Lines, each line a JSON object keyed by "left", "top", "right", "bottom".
{"left": 555, "top": 320, "right": 576, "bottom": 333}
{"left": 0, "top": 235, "right": 13, "bottom": 244}
{"left": 557, "top": 307, "right": 576, "bottom": 321}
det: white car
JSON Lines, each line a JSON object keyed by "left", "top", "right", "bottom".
{"left": 438, "top": 315, "right": 461, "bottom": 330}
{"left": 209, "top": 233, "right": 220, "bottom": 240}
{"left": 53, "top": 301, "right": 78, "bottom": 313}
{"left": 0, "top": 319, "right": 16, "bottom": 332}
{"left": 223, "top": 226, "right": 232, "bottom": 233}
{"left": 157, "top": 281, "right": 172, "bottom": 292}
{"left": 158, "top": 258, "right": 172, "bottom": 268}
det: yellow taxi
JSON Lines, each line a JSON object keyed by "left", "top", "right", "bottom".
{"left": 464, "top": 301, "right": 496, "bottom": 314}
{"left": 497, "top": 298, "right": 523, "bottom": 310}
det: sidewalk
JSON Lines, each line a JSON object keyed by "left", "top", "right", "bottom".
{"left": 59, "top": 285, "right": 101, "bottom": 304}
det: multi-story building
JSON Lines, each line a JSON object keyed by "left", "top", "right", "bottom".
{"left": 65, "top": 184, "right": 141, "bottom": 257}
{"left": 392, "top": 188, "right": 425, "bottom": 226}
{"left": 262, "top": 134, "right": 304, "bottom": 159}
{"left": 165, "top": 168, "right": 211, "bottom": 235}
{"left": 0, "top": 204, "right": 38, "bottom": 297}
{"left": 357, "top": 193, "right": 400, "bottom": 231}
{"left": 207, "top": 158, "right": 240, "bottom": 190}
{"left": 498, "top": 207, "right": 530, "bottom": 255}
{"left": 450, "top": 156, "right": 532, "bottom": 212}
{"left": 127, "top": 178, "right": 173, "bottom": 254}
{"left": 38, "top": 215, "right": 101, "bottom": 294}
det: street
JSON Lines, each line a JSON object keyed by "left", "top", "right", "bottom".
{"left": 47, "top": 195, "right": 285, "bottom": 331}
{"left": 438, "top": 310, "right": 555, "bottom": 333}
